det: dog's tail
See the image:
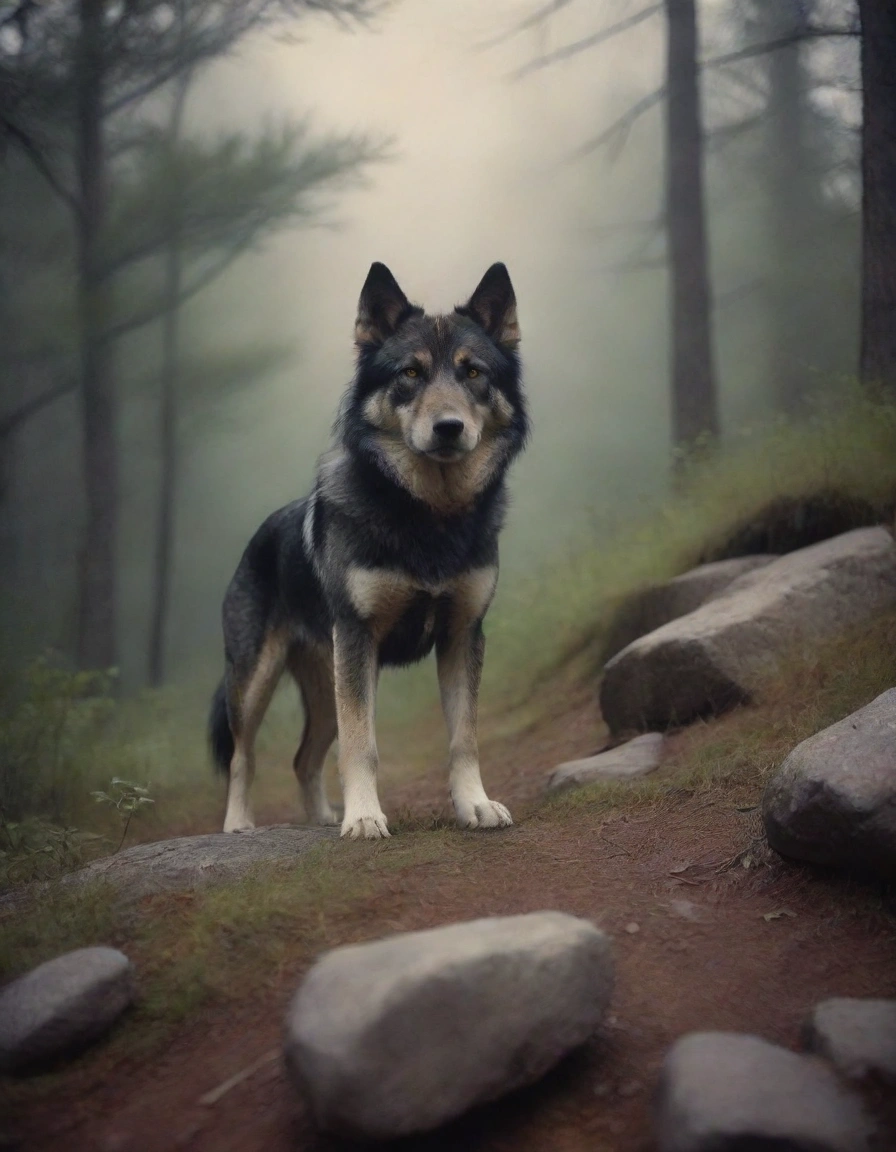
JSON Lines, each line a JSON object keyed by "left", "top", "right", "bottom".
{"left": 208, "top": 679, "right": 234, "bottom": 775}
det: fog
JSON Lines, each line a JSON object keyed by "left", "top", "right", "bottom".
{"left": 1, "top": 0, "right": 860, "bottom": 688}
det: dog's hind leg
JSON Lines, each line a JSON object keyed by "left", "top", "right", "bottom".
{"left": 223, "top": 634, "right": 287, "bottom": 833}
{"left": 288, "top": 647, "right": 339, "bottom": 826}
{"left": 438, "top": 568, "right": 512, "bottom": 830}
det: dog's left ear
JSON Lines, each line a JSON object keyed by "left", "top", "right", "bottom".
{"left": 459, "top": 263, "right": 520, "bottom": 350}
{"left": 355, "top": 262, "right": 412, "bottom": 346}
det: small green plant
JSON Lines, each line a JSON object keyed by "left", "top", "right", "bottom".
{"left": 0, "top": 810, "right": 105, "bottom": 887}
{"left": 91, "top": 778, "right": 155, "bottom": 851}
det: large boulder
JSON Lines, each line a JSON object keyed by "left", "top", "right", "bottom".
{"left": 284, "top": 911, "right": 614, "bottom": 1140}
{"left": 602, "top": 556, "right": 776, "bottom": 659}
{"left": 0, "top": 947, "right": 135, "bottom": 1073}
{"left": 762, "top": 689, "right": 896, "bottom": 879}
{"left": 804, "top": 998, "right": 896, "bottom": 1082}
{"left": 655, "top": 1031, "right": 872, "bottom": 1152}
{"left": 63, "top": 825, "right": 336, "bottom": 900}
{"left": 600, "top": 527, "right": 896, "bottom": 734}
{"left": 548, "top": 733, "right": 664, "bottom": 792}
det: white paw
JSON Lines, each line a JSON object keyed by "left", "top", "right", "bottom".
{"left": 223, "top": 816, "right": 255, "bottom": 833}
{"left": 456, "top": 798, "right": 513, "bottom": 830}
{"left": 341, "top": 811, "right": 391, "bottom": 840}
{"left": 315, "top": 807, "right": 340, "bottom": 827}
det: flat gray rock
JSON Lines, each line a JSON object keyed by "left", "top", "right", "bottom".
{"left": 656, "top": 1032, "right": 872, "bottom": 1152}
{"left": 59, "top": 825, "right": 337, "bottom": 899}
{"left": 762, "top": 689, "right": 896, "bottom": 879}
{"left": 284, "top": 911, "right": 614, "bottom": 1139}
{"left": 0, "top": 947, "right": 134, "bottom": 1073}
{"left": 804, "top": 998, "right": 896, "bottom": 1081}
{"left": 603, "top": 556, "right": 777, "bottom": 659}
{"left": 548, "top": 733, "right": 664, "bottom": 791}
{"left": 601, "top": 528, "right": 896, "bottom": 734}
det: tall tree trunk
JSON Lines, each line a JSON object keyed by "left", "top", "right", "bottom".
{"left": 664, "top": 0, "right": 719, "bottom": 469}
{"left": 766, "top": 1, "right": 816, "bottom": 414}
{"left": 148, "top": 74, "right": 190, "bottom": 687}
{"left": 75, "top": 0, "right": 118, "bottom": 671}
{"left": 858, "top": 0, "right": 896, "bottom": 394}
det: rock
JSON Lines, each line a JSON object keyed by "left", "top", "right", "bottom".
{"left": 655, "top": 1032, "right": 872, "bottom": 1152}
{"left": 547, "top": 732, "right": 663, "bottom": 791}
{"left": 0, "top": 947, "right": 135, "bottom": 1073}
{"left": 284, "top": 911, "right": 614, "bottom": 1140}
{"left": 803, "top": 998, "right": 896, "bottom": 1082}
{"left": 762, "top": 689, "right": 896, "bottom": 879}
{"left": 602, "top": 556, "right": 777, "bottom": 659}
{"left": 62, "top": 825, "right": 337, "bottom": 900}
{"left": 601, "top": 527, "right": 896, "bottom": 735}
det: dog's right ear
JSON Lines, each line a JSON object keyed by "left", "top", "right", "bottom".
{"left": 355, "top": 263, "right": 412, "bottom": 346}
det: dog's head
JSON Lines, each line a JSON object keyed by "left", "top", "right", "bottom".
{"left": 340, "top": 263, "right": 529, "bottom": 510}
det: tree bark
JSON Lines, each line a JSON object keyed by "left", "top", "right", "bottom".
{"left": 858, "top": 0, "right": 896, "bottom": 395}
{"left": 75, "top": 0, "right": 118, "bottom": 671}
{"left": 766, "top": 1, "right": 816, "bottom": 414}
{"left": 664, "top": 0, "right": 719, "bottom": 466}
{"left": 148, "top": 74, "right": 190, "bottom": 688}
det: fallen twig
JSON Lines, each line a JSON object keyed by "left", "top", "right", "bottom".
{"left": 198, "top": 1049, "right": 280, "bottom": 1107}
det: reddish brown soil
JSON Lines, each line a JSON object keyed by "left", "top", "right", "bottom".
{"left": 5, "top": 686, "right": 896, "bottom": 1152}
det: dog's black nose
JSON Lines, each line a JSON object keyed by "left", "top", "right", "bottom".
{"left": 433, "top": 418, "right": 465, "bottom": 441}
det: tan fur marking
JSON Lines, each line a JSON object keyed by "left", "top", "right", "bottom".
{"left": 376, "top": 436, "right": 506, "bottom": 514}
{"left": 345, "top": 567, "right": 418, "bottom": 638}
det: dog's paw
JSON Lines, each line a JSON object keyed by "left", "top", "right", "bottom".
{"left": 457, "top": 799, "right": 513, "bottom": 830}
{"left": 341, "top": 811, "right": 390, "bottom": 840}
{"left": 316, "top": 808, "right": 341, "bottom": 827}
{"left": 223, "top": 817, "right": 255, "bottom": 833}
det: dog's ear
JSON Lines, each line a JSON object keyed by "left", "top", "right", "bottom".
{"left": 459, "top": 263, "right": 520, "bottom": 350}
{"left": 355, "top": 263, "right": 412, "bottom": 346}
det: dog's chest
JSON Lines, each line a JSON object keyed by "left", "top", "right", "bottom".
{"left": 345, "top": 564, "right": 497, "bottom": 667}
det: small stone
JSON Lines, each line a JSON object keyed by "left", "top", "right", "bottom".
{"left": 548, "top": 733, "right": 663, "bottom": 791}
{"left": 804, "top": 998, "right": 896, "bottom": 1082}
{"left": 625, "top": 922, "right": 640, "bottom": 935}
{"left": 284, "top": 911, "right": 614, "bottom": 1140}
{"left": 0, "top": 947, "right": 135, "bottom": 1073}
{"left": 655, "top": 1031, "right": 872, "bottom": 1152}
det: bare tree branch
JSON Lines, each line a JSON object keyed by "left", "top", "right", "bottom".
{"left": 475, "top": 0, "right": 578, "bottom": 52}
{"left": 512, "top": 4, "right": 662, "bottom": 78}
{"left": 0, "top": 377, "right": 76, "bottom": 441}
{"left": 703, "top": 24, "right": 858, "bottom": 70}
{"left": 1, "top": 115, "right": 80, "bottom": 216}
{"left": 572, "top": 86, "right": 665, "bottom": 160}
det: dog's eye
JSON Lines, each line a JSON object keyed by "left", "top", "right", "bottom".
{"left": 404, "top": 367, "right": 418, "bottom": 378}
{"left": 466, "top": 367, "right": 479, "bottom": 379}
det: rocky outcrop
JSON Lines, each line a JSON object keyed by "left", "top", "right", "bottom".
{"left": 762, "top": 689, "right": 896, "bottom": 880}
{"left": 0, "top": 947, "right": 135, "bottom": 1073}
{"left": 602, "top": 556, "right": 776, "bottom": 659}
{"left": 548, "top": 733, "right": 664, "bottom": 791}
{"left": 655, "top": 1031, "right": 872, "bottom": 1152}
{"left": 284, "top": 911, "right": 614, "bottom": 1140}
{"left": 601, "top": 528, "right": 896, "bottom": 734}
{"left": 61, "top": 825, "right": 337, "bottom": 899}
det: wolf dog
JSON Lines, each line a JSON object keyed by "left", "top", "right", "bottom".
{"left": 207, "top": 261, "right": 529, "bottom": 840}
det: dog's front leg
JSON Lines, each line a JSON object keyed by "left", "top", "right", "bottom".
{"left": 333, "top": 620, "right": 390, "bottom": 840}
{"left": 438, "top": 615, "right": 513, "bottom": 830}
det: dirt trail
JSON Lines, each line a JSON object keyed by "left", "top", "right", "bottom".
{"left": 5, "top": 687, "right": 896, "bottom": 1152}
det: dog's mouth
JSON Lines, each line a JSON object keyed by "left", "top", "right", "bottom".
{"left": 423, "top": 445, "right": 469, "bottom": 463}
